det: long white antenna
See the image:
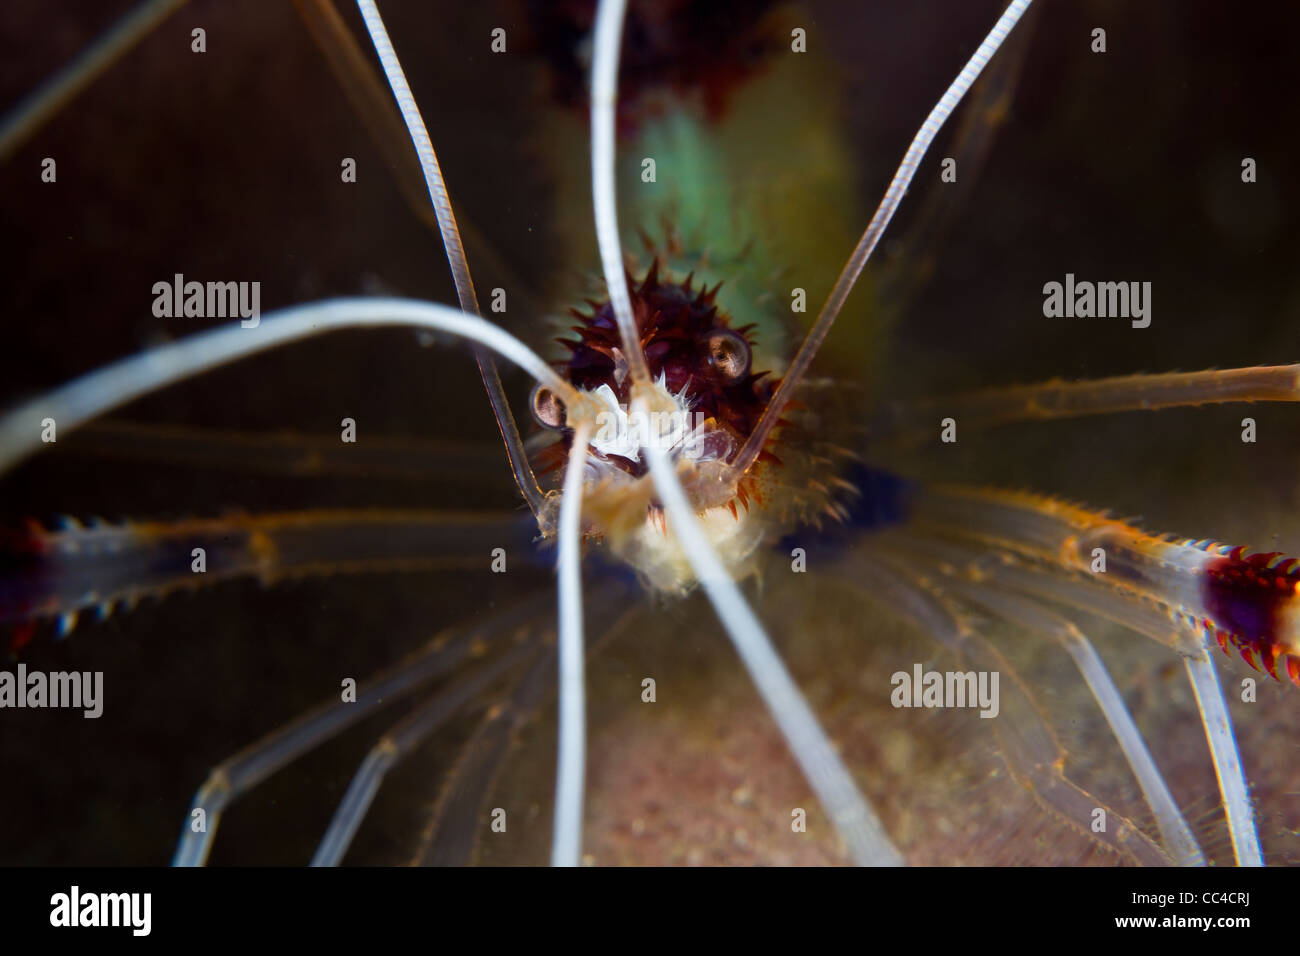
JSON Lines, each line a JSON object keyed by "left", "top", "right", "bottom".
{"left": 0, "top": 298, "right": 589, "bottom": 476}
{"left": 590, "top": 0, "right": 654, "bottom": 395}
{"left": 551, "top": 424, "right": 593, "bottom": 866}
{"left": 354, "top": 0, "right": 545, "bottom": 514}
{"left": 589, "top": 0, "right": 903, "bottom": 864}
{"left": 637, "top": 408, "right": 903, "bottom": 865}
{"left": 732, "top": 0, "right": 1035, "bottom": 478}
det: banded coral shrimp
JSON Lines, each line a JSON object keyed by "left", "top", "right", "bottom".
{"left": 1, "top": 0, "right": 1299, "bottom": 867}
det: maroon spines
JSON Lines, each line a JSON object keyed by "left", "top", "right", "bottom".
{"left": 1200, "top": 545, "right": 1300, "bottom": 686}
{"left": 556, "top": 261, "right": 774, "bottom": 477}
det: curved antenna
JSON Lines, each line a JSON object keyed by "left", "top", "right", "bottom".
{"left": 551, "top": 423, "right": 592, "bottom": 866}
{"left": 586, "top": 0, "right": 901, "bottom": 863}
{"left": 354, "top": 0, "right": 545, "bottom": 515}
{"left": 636, "top": 403, "right": 903, "bottom": 866}
{"left": 293, "top": 1, "right": 545, "bottom": 319}
{"left": 354, "top": 0, "right": 476, "bottom": 311}
{"left": 352, "top": 6, "right": 595, "bottom": 862}
{"left": 0, "top": 298, "right": 590, "bottom": 477}
{"left": 590, "top": 0, "right": 654, "bottom": 396}
{"left": 730, "top": 0, "right": 1035, "bottom": 479}
{"left": 0, "top": 0, "right": 187, "bottom": 163}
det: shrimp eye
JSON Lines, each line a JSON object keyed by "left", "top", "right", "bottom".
{"left": 704, "top": 329, "right": 750, "bottom": 384}
{"left": 530, "top": 384, "right": 566, "bottom": 430}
